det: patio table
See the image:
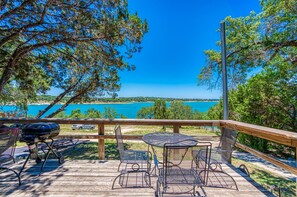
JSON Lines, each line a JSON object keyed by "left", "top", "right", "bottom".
{"left": 142, "top": 132, "right": 197, "bottom": 148}
{"left": 142, "top": 132, "right": 197, "bottom": 176}
{"left": 143, "top": 132, "right": 211, "bottom": 184}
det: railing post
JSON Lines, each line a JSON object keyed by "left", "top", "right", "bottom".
{"left": 173, "top": 125, "right": 179, "bottom": 133}
{"left": 98, "top": 124, "right": 105, "bottom": 160}
{"left": 173, "top": 125, "right": 180, "bottom": 159}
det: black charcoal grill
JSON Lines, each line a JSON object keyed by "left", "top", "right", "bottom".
{"left": 19, "top": 122, "right": 64, "bottom": 175}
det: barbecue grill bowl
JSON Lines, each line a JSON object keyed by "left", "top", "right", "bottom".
{"left": 21, "top": 122, "right": 60, "bottom": 143}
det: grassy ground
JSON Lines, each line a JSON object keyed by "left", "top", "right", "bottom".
{"left": 232, "top": 157, "right": 296, "bottom": 197}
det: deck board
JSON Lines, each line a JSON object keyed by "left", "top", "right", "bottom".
{"left": 0, "top": 159, "right": 273, "bottom": 197}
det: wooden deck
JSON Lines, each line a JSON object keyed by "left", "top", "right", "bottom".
{"left": 0, "top": 159, "right": 274, "bottom": 197}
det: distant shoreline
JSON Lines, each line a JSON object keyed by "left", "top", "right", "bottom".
{"left": 28, "top": 100, "right": 218, "bottom": 105}
{"left": 2, "top": 100, "right": 219, "bottom": 107}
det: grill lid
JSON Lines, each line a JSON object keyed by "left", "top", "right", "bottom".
{"left": 21, "top": 122, "right": 60, "bottom": 142}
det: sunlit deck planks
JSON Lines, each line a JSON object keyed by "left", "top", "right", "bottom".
{"left": 0, "top": 159, "right": 273, "bottom": 197}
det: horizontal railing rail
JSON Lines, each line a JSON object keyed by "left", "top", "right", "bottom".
{"left": 1, "top": 118, "right": 296, "bottom": 176}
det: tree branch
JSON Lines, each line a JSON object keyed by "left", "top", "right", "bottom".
{"left": 0, "top": 0, "right": 51, "bottom": 47}
{"left": 0, "top": 0, "right": 35, "bottom": 20}
{"left": 35, "top": 77, "right": 82, "bottom": 118}
{"left": 45, "top": 86, "right": 90, "bottom": 118}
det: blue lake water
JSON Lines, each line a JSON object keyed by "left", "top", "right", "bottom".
{"left": 1, "top": 101, "right": 218, "bottom": 118}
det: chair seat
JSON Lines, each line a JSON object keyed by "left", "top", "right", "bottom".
{"left": 121, "top": 150, "right": 149, "bottom": 161}
{"left": 193, "top": 148, "right": 229, "bottom": 164}
{"left": 159, "top": 167, "right": 202, "bottom": 185}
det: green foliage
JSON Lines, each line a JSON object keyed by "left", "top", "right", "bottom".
{"left": 205, "top": 100, "right": 223, "bottom": 120}
{"left": 0, "top": 0, "right": 148, "bottom": 116}
{"left": 153, "top": 100, "right": 168, "bottom": 119}
{"left": 119, "top": 114, "right": 127, "bottom": 119}
{"left": 53, "top": 111, "right": 67, "bottom": 118}
{"left": 199, "top": 0, "right": 297, "bottom": 89}
{"left": 208, "top": 67, "right": 297, "bottom": 155}
{"left": 35, "top": 95, "right": 219, "bottom": 104}
{"left": 200, "top": 0, "right": 297, "bottom": 157}
{"left": 85, "top": 108, "right": 101, "bottom": 118}
{"left": 137, "top": 106, "right": 154, "bottom": 119}
{"left": 102, "top": 107, "right": 117, "bottom": 119}
{"left": 69, "top": 109, "right": 85, "bottom": 119}
{"left": 137, "top": 100, "right": 206, "bottom": 120}
{"left": 192, "top": 111, "right": 204, "bottom": 120}
{"left": 168, "top": 101, "right": 193, "bottom": 120}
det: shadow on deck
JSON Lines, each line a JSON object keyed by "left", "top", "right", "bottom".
{"left": 0, "top": 159, "right": 273, "bottom": 197}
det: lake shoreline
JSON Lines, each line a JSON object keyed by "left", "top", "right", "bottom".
{"left": 1, "top": 101, "right": 218, "bottom": 118}
{"left": 28, "top": 100, "right": 216, "bottom": 105}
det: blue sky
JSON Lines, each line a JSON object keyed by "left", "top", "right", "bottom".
{"left": 49, "top": 0, "right": 261, "bottom": 99}
{"left": 117, "top": 0, "right": 262, "bottom": 99}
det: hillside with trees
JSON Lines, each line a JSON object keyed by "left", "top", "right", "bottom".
{"left": 34, "top": 95, "right": 218, "bottom": 104}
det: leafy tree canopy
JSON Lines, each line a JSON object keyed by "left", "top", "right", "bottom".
{"left": 0, "top": 0, "right": 148, "bottom": 117}
{"left": 137, "top": 106, "right": 154, "bottom": 119}
{"left": 153, "top": 100, "right": 168, "bottom": 119}
{"left": 198, "top": 0, "right": 297, "bottom": 89}
{"left": 168, "top": 100, "right": 193, "bottom": 120}
{"left": 200, "top": 0, "right": 297, "bottom": 156}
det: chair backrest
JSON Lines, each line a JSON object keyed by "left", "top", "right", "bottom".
{"left": 0, "top": 127, "right": 20, "bottom": 160}
{"left": 0, "top": 130, "right": 13, "bottom": 155}
{"left": 218, "top": 129, "right": 238, "bottom": 161}
{"left": 114, "top": 125, "right": 125, "bottom": 160}
{"left": 162, "top": 139, "right": 198, "bottom": 187}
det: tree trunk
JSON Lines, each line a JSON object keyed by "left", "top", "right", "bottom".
{"left": 35, "top": 79, "right": 81, "bottom": 118}
{"left": 35, "top": 89, "right": 71, "bottom": 118}
{"left": 45, "top": 92, "right": 84, "bottom": 118}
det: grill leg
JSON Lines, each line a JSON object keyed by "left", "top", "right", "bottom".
{"left": 39, "top": 138, "right": 64, "bottom": 175}
{"left": 18, "top": 153, "right": 30, "bottom": 176}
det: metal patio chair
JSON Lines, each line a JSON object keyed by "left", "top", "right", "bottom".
{"left": 193, "top": 130, "right": 238, "bottom": 190}
{"left": 155, "top": 139, "right": 206, "bottom": 197}
{"left": 0, "top": 127, "right": 21, "bottom": 186}
{"left": 112, "top": 125, "right": 151, "bottom": 189}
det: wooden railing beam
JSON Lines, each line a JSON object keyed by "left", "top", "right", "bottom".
{"left": 1, "top": 117, "right": 297, "bottom": 177}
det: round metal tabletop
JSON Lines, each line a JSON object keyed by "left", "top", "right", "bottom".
{"left": 142, "top": 132, "right": 197, "bottom": 147}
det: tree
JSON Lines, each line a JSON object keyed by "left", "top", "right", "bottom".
{"left": 137, "top": 106, "right": 154, "bottom": 119}
{"left": 102, "top": 107, "right": 117, "bottom": 119}
{"left": 85, "top": 108, "right": 101, "bottom": 118}
{"left": 153, "top": 100, "right": 168, "bottom": 119}
{"left": 198, "top": 0, "right": 297, "bottom": 89}
{"left": 53, "top": 111, "right": 67, "bottom": 118}
{"left": 168, "top": 101, "right": 194, "bottom": 120}
{"left": 207, "top": 67, "right": 297, "bottom": 155}
{"left": 199, "top": 0, "right": 297, "bottom": 156}
{"left": 69, "top": 109, "right": 84, "bottom": 119}
{"left": 0, "top": 0, "right": 148, "bottom": 114}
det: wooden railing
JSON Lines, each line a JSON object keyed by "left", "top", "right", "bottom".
{"left": 1, "top": 118, "right": 297, "bottom": 176}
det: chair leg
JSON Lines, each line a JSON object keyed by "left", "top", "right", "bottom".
{"left": 144, "top": 171, "right": 152, "bottom": 188}
{"left": 117, "top": 161, "right": 123, "bottom": 172}
{"left": 112, "top": 173, "right": 123, "bottom": 189}
{"left": 199, "top": 169, "right": 238, "bottom": 190}
{"left": 0, "top": 166, "right": 21, "bottom": 186}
